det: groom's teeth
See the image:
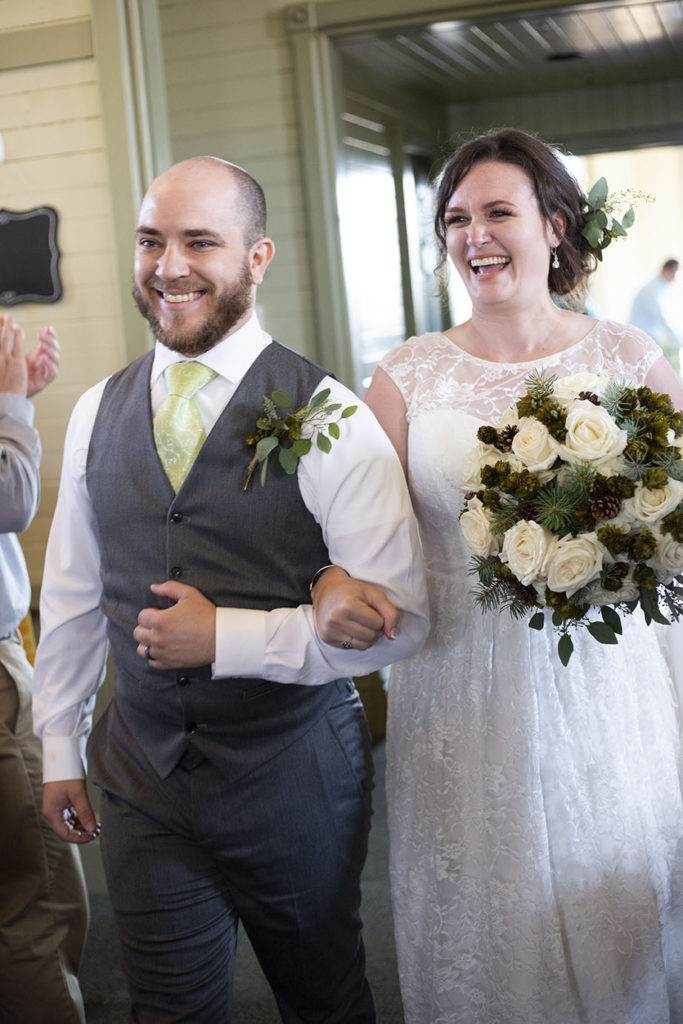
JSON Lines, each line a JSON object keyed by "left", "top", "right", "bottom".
{"left": 163, "top": 291, "right": 202, "bottom": 303}
{"left": 470, "top": 257, "right": 510, "bottom": 267}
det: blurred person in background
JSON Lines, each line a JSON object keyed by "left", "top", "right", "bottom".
{"left": 629, "top": 258, "right": 682, "bottom": 373}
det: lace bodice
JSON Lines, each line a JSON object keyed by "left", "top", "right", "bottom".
{"left": 381, "top": 320, "right": 661, "bottom": 423}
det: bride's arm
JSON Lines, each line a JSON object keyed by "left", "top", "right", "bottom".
{"left": 313, "top": 366, "right": 414, "bottom": 649}
{"left": 645, "top": 354, "right": 683, "bottom": 412}
{"left": 365, "top": 366, "right": 410, "bottom": 474}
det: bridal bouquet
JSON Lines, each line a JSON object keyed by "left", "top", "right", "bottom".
{"left": 459, "top": 370, "right": 683, "bottom": 664}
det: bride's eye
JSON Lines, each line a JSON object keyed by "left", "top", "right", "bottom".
{"left": 490, "top": 208, "right": 513, "bottom": 218}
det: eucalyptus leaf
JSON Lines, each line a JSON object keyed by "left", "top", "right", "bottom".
{"left": 278, "top": 447, "right": 299, "bottom": 475}
{"left": 528, "top": 612, "right": 545, "bottom": 630}
{"left": 612, "top": 217, "right": 626, "bottom": 237}
{"left": 271, "top": 389, "right": 292, "bottom": 408}
{"left": 552, "top": 610, "right": 563, "bottom": 628}
{"left": 310, "top": 388, "right": 331, "bottom": 409}
{"left": 324, "top": 403, "right": 342, "bottom": 413}
{"left": 586, "top": 621, "right": 618, "bottom": 645}
{"left": 256, "top": 435, "right": 279, "bottom": 460}
{"left": 291, "top": 438, "right": 312, "bottom": 456}
{"left": 587, "top": 176, "right": 609, "bottom": 208}
{"left": 582, "top": 221, "right": 603, "bottom": 248}
{"left": 558, "top": 634, "right": 574, "bottom": 666}
{"left": 317, "top": 433, "right": 332, "bottom": 453}
{"left": 601, "top": 605, "right": 623, "bottom": 634}
{"left": 639, "top": 587, "right": 669, "bottom": 625}
{"left": 596, "top": 209, "right": 608, "bottom": 229}
{"left": 341, "top": 405, "right": 358, "bottom": 418}
{"left": 260, "top": 458, "right": 269, "bottom": 487}
{"left": 621, "top": 207, "right": 635, "bottom": 228}
{"left": 328, "top": 422, "right": 340, "bottom": 440}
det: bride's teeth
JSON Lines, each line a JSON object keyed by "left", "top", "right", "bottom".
{"left": 163, "top": 291, "right": 201, "bottom": 303}
{"left": 470, "top": 257, "right": 510, "bottom": 267}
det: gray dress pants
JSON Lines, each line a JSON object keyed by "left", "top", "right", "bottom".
{"left": 94, "top": 679, "right": 376, "bottom": 1023}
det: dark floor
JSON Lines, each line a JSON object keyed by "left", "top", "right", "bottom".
{"left": 79, "top": 741, "right": 405, "bottom": 1023}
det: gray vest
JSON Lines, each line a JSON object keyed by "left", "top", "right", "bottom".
{"left": 86, "top": 341, "right": 348, "bottom": 781}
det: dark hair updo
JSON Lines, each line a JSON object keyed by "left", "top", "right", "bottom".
{"left": 434, "top": 127, "right": 596, "bottom": 298}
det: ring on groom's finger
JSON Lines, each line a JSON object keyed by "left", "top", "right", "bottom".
{"left": 341, "top": 639, "right": 353, "bottom": 650}
{"left": 145, "top": 645, "right": 151, "bottom": 660}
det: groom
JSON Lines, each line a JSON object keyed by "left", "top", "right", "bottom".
{"left": 33, "top": 156, "right": 429, "bottom": 1022}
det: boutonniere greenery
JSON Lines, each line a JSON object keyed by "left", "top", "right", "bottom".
{"left": 581, "top": 177, "right": 653, "bottom": 260}
{"left": 244, "top": 388, "right": 357, "bottom": 489}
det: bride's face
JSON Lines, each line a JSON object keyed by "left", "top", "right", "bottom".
{"left": 444, "top": 160, "right": 562, "bottom": 311}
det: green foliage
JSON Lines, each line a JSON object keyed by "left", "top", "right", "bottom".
{"left": 244, "top": 388, "right": 357, "bottom": 489}
{"left": 534, "top": 481, "right": 578, "bottom": 533}
{"left": 580, "top": 178, "right": 651, "bottom": 260}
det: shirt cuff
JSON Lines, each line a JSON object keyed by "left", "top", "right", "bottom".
{"left": 42, "top": 734, "right": 87, "bottom": 783}
{"left": 214, "top": 607, "right": 268, "bottom": 678}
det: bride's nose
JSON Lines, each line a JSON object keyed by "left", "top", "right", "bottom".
{"left": 467, "top": 216, "right": 491, "bottom": 246}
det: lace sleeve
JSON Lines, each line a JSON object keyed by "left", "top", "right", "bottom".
{"left": 591, "top": 320, "right": 663, "bottom": 384}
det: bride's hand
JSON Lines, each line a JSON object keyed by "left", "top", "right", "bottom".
{"left": 312, "top": 566, "right": 401, "bottom": 650}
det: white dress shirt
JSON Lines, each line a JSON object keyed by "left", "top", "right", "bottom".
{"left": 33, "top": 314, "right": 429, "bottom": 781}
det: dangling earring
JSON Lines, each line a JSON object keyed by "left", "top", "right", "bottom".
{"left": 551, "top": 247, "right": 560, "bottom": 270}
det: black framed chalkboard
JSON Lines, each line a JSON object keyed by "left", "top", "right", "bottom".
{"left": 0, "top": 207, "right": 62, "bottom": 305}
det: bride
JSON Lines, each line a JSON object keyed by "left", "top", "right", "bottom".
{"left": 314, "top": 128, "right": 683, "bottom": 1023}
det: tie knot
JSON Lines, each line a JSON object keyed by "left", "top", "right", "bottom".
{"left": 164, "top": 361, "right": 217, "bottom": 399}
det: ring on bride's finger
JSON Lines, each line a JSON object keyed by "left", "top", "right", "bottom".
{"left": 145, "top": 645, "right": 151, "bottom": 660}
{"left": 341, "top": 639, "right": 353, "bottom": 650}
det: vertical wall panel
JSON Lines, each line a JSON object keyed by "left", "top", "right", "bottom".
{"left": 0, "top": 3, "right": 128, "bottom": 592}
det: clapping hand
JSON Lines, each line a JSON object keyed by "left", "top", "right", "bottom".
{"left": 0, "top": 315, "right": 60, "bottom": 398}
{"left": 0, "top": 314, "right": 28, "bottom": 395}
{"left": 26, "top": 324, "right": 60, "bottom": 396}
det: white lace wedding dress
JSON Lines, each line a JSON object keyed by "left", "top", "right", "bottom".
{"left": 381, "top": 321, "right": 683, "bottom": 1024}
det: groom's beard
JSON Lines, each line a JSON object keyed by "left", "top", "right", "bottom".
{"left": 132, "top": 264, "right": 254, "bottom": 356}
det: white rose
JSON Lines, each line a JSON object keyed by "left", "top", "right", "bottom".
{"left": 460, "top": 497, "right": 500, "bottom": 557}
{"left": 601, "top": 504, "right": 636, "bottom": 532}
{"left": 496, "top": 405, "right": 522, "bottom": 430}
{"left": 460, "top": 443, "right": 522, "bottom": 491}
{"left": 623, "top": 478, "right": 683, "bottom": 525}
{"left": 501, "top": 520, "right": 556, "bottom": 587}
{"left": 559, "top": 401, "right": 627, "bottom": 467}
{"left": 552, "top": 373, "right": 608, "bottom": 404}
{"left": 511, "top": 418, "right": 560, "bottom": 471}
{"left": 648, "top": 532, "right": 683, "bottom": 583}
{"left": 544, "top": 532, "right": 605, "bottom": 597}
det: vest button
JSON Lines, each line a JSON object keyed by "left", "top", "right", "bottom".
{"left": 170, "top": 513, "right": 183, "bottom": 524}
{"left": 177, "top": 676, "right": 189, "bottom": 687}
{"left": 170, "top": 566, "right": 182, "bottom": 578}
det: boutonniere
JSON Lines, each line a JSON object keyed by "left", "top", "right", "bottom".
{"left": 244, "top": 388, "right": 357, "bottom": 489}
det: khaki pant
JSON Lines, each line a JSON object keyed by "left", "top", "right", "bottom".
{"left": 0, "top": 635, "right": 89, "bottom": 1024}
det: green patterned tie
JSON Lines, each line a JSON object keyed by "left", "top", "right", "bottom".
{"left": 153, "top": 361, "right": 217, "bottom": 491}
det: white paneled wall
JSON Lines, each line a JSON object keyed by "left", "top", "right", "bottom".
{"left": 0, "top": 3, "right": 128, "bottom": 591}
{"left": 159, "top": 0, "right": 316, "bottom": 357}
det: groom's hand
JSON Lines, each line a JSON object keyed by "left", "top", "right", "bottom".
{"left": 135, "top": 581, "right": 216, "bottom": 668}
